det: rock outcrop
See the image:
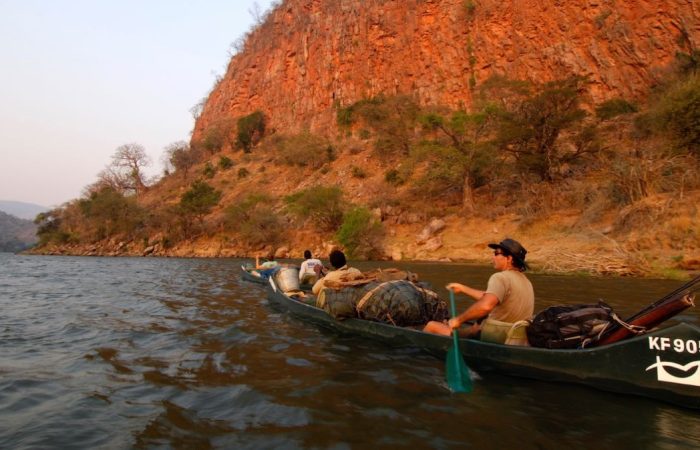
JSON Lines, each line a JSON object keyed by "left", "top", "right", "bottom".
{"left": 194, "top": 0, "right": 699, "bottom": 139}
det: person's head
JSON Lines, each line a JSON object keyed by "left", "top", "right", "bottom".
{"left": 329, "top": 249, "right": 347, "bottom": 269}
{"left": 303, "top": 250, "right": 312, "bottom": 259}
{"left": 488, "top": 238, "right": 529, "bottom": 272}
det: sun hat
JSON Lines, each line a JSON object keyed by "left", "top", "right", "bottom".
{"left": 488, "top": 238, "right": 529, "bottom": 270}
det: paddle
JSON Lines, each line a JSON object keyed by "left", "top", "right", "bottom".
{"left": 445, "top": 288, "right": 473, "bottom": 393}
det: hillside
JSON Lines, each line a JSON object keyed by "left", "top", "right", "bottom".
{"left": 30, "top": 1, "right": 700, "bottom": 278}
{"left": 0, "top": 211, "right": 37, "bottom": 252}
{"left": 0, "top": 200, "right": 47, "bottom": 221}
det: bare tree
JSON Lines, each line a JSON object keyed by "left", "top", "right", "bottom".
{"left": 249, "top": 2, "right": 263, "bottom": 25}
{"left": 108, "top": 143, "right": 151, "bottom": 195}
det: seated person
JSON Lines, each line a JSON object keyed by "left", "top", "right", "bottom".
{"left": 299, "top": 250, "right": 324, "bottom": 285}
{"left": 423, "top": 238, "right": 534, "bottom": 344}
{"left": 311, "top": 249, "right": 361, "bottom": 295}
{"left": 255, "top": 254, "right": 280, "bottom": 279}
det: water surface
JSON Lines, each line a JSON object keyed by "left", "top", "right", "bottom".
{"left": 1, "top": 254, "right": 698, "bottom": 449}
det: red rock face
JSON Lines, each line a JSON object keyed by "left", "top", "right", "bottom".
{"left": 193, "top": 0, "right": 699, "bottom": 140}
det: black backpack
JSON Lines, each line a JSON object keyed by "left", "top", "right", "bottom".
{"left": 526, "top": 301, "right": 616, "bottom": 349}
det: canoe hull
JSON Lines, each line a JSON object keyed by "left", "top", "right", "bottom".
{"left": 266, "top": 279, "right": 700, "bottom": 409}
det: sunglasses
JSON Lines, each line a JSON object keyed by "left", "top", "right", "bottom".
{"left": 493, "top": 250, "right": 507, "bottom": 256}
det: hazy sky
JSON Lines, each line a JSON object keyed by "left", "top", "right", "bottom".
{"left": 0, "top": 0, "right": 274, "bottom": 208}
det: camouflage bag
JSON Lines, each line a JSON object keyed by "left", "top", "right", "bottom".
{"left": 355, "top": 280, "right": 448, "bottom": 326}
{"left": 316, "top": 282, "right": 381, "bottom": 319}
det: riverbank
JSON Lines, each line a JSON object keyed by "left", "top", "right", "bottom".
{"left": 28, "top": 208, "right": 700, "bottom": 279}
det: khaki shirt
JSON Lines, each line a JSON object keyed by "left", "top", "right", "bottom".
{"left": 484, "top": 270, "right": 534, "bottom": 323}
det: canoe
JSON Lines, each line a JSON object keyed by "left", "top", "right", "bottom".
{"left": 266, "top": 278, "right": 700, "bottom": 410}
{"left": 240, "top": 265, "right": 314, "bottom": 291}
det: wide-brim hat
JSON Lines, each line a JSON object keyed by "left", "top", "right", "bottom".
{"left": 488, "top": 238, "right": 529, "bottom": 270}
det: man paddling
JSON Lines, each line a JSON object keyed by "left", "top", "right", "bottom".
{"left": 423, "top": 238, "right": 534, "bottom": 343}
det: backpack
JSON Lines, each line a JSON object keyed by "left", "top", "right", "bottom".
{"left": 526, "top": 301, "right": 616, "bottom": 349}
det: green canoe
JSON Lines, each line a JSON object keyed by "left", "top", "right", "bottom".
{"left": 266, "top": 278, "right": 700, "bottom": 410}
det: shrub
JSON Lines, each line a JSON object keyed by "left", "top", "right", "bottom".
{"left": 595, "top": 98, "right": 638, "bottom": 120}
{"left": 284, "top": 186, "right": 345, "bottom": 231}
{"left": 336, "top": 207, "right": 384, "bottom": 259}
{"left": 218, "top": 156, "right": 233, "bottom": 170}
{"left": 651, "top": 73, "right": 700, "bottom": 156}
{"left": 236, "top": 111, "right": 266, "bottom": 153}
{"left": 203, "top": 162, "right": 216, "bottom": 178}
{"left": 179, "top": 180, "right": 222, "bottom": 226}
{"left": 351, "top": 166, "right": 367, "bottom": 178}
{"left": 224, "top": 194, "right": 282, "bottom": 248}
{"left": 273, "top": 132, "right": 332, "bottom": 169}
{"left": 237, "top": 167, "right": 250, "bottom": 179}
{"left": 78, "top": 186, "right": 144, "bottom": 240}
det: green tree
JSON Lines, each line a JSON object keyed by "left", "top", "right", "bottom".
{"left": 224, "top": 194, "right": 283, "bottom": 248}
{"left": 236, "top": 111, "right": 266, "bottom": 153}
{"left": 179, "top": 180, "right": 222, "bottom": 228}
{"left": 495, "top": 76, "right": 594, "bottom": 181}
{"left": 419, "top": 108, "right": 497, "bottom": 211}
{"left": 338, "top": 95, "right": 420, "bottom": 157}
{"left": 78, "top": 186, "right": 144, "bottom": 240}
{"left": 284, "top": 186, "right": 345, "bottom": 231}
{"left": 336, "top": 207, "right": 384, "bottom": 259}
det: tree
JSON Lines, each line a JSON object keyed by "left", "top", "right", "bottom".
{"left": 179, "top": 180, "right": 222, "bottom": 227}
{"left": 495, "top": 76, "right": 593, "bottom": 181}
{"left": 78, "top": 186, "right": 144, "bottom": 240}
{"left": 336, "top": 207, "right": 384, "bottom": 259}
{"left": 284, "top": 186, "right": 345, "bottom": 231}
{"left": 104, "top": 143, "right": 151, "bottom": 195}
{"left": 236, "top": 111, "right": 266, "bottom": 153}
{"left": 224, "top": 194, "right": 283, "bottom": 248}
{"left": 338, "top": 95, "right": 419, "bottom": 157}
{"left": 419, "top": 108, "right": 497, "bottom": 211}
{"left": 164, "top": 141, "right": 197, "bottom": 180}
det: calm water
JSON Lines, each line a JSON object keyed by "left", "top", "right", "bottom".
{"left": 1, "top": 253, "right": 699, "bottom": 449}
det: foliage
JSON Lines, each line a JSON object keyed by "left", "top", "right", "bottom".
{"left": 236, "top": 111, "right": 266, "bottom": 153}
{"left": 272, "top": 132, "right": 333, "bottom": 169}
{"left": 164, "top": 141, "right": 198, "bottom": 180}
{"left": 338, "top": 95, "right": 420, "bottom": 157}
{"left": 237, "top": 167, "right": 250, "bottom": 179}
{"left": 78, "top": 186, "right": 144, "bottom": 240}
{"left": 408, "top": 142, "right": 469, "bottom": 203}
{"left": 284, "top": 186, "right": 345, "bottom": 232}
{"left": 335, "top": 207, "right": 384, "bottom": 260}
{"left": 644, "top": 72, "right": 700, "bottom": 157}
{"left": 201, "top": 118, "right": 236, "bottom": 155}
{"left": 595, "top": 98, "right": 638, "bottom": 120}
{"left": 179, "top": 180, "right": 222, "bottom": 226}
{"left": 203, "top": 162, "right": 216, "bottom": 178}
{"left": 350, "top": 166, "right": 367, "bottom": 178}
{"left": 417, "top": 108, "right": 498, "bottom": 209}
{"left": 224, "top": 194, "right": 283, "bottom": 247}
{"left": 218, "top": 156, "right": 233, "bottom": 170}
{"left": 494, "top": 76, "right": 593, "bottom": 181}
{"left": 35, "top": 209, "right": 72, "bottom": 246}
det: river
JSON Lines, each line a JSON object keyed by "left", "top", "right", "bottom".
{"left": 1, "top": 253, "right": 698, "bottom": 449}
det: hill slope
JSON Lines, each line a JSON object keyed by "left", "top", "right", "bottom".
{"left": 0, "top": 211, "right": 37, "bottom": 252}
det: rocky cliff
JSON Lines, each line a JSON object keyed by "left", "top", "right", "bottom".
{"left": 194, "top": 0, "right": 699, "bottom": 139}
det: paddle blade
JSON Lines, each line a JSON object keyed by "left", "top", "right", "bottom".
{"left": 446, "top": 338, "right": 473, "bottom": 393}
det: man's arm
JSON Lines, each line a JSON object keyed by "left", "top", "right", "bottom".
{"left": 448, "top": 293, "right": 499, "bottom": 329}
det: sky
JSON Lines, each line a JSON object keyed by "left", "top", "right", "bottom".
{"left": 0, "top": 0, "right": 274, "bottom": 208}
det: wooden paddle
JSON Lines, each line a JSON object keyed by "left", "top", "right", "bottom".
{"left": 446, "top": 288, "right": 473, "bottom": 393}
